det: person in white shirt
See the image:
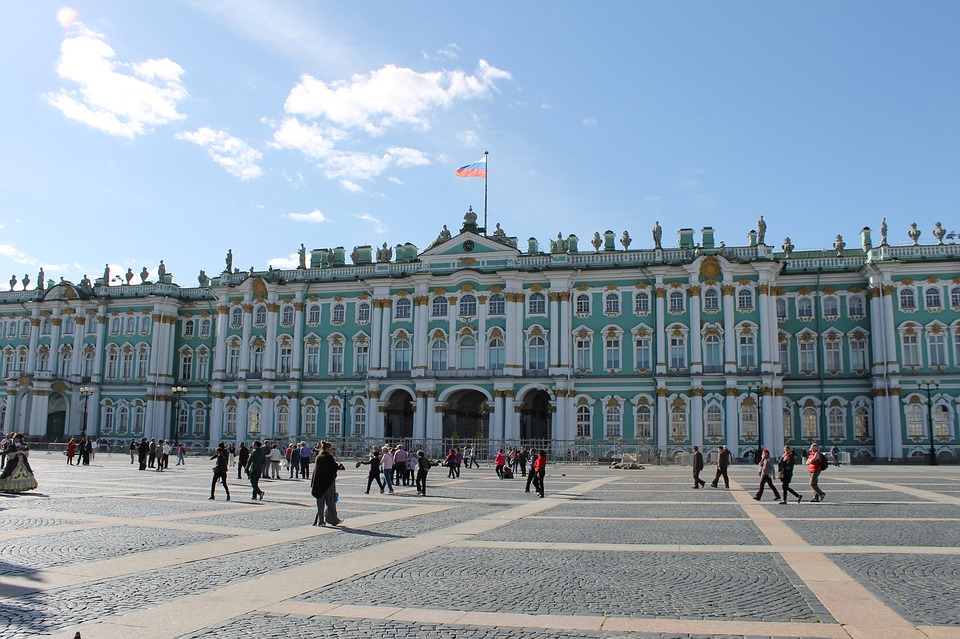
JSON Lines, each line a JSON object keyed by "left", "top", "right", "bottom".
{"left": 268, "top": 444, "right": 283, "bottom": 479}
{"left": 380, "top": 445, "right": 395, "bottom": 493}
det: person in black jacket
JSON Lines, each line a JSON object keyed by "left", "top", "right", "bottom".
{"left": 137, "top": 438, "right": 149, "bottom": 471}
{"left": 710, "top": 445, "right": 731, "bottom": 488}
{"left": 209, "top": 444, "right": 230, "bottom": 500}
{"left": 692, "top": 446, "right": 706, "bottom": 489}
{"left": 415, "top": 450, "right": 438, "bottom": 496}
{"left": 311, "top": 441, "right": 345, "bottom": 526}
{"left": 777, "top": 445, "right": 803, "bottom": 504}
{"left": 357, "top": 447, "right": 384, "bottom": 494}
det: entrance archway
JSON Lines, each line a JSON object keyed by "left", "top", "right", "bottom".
{"left": 441, "top": 389, "right": 490, "bottom": 440}
{"left": 383, "top": 389, "right": 414, "bottom": 440}
{"left": 47, "top": 393, "right": 67, "bottom": 440}
{"left": 519, "top": 389, "right": 552, "bottom": 441}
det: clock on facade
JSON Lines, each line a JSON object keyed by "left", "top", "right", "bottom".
{"left": 463, "top": 240, "right": 475, "bottom": 252}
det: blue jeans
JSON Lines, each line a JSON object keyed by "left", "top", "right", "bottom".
{"left": 382, "top": 469, "right": 394, "bottom": 492}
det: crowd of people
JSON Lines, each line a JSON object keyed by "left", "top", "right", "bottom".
{"left": 691, "top": 443, "right": 830, "bottom": 504}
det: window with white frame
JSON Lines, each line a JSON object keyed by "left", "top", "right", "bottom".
{"left": 604, "top": 404, "right": 622, "bottom": 438}
{"left": 179, "top": 350, "right": 193, "bottom": 381}
{"left": 576, "top": 404, "right": 591, "bottom": 438}
{"left": 704, "top": 333, "right": 722, "bottom": 369}
{"left": 353, "top": 404, "right": 366, "bottom": 437}
{"left": 109, "top": 317, "right": 121, "bottom": 335}
{"left": 356, "top": 302, "right": 370, "bottom": 324}
{"left": 21, "top": 319, "right": 31, "bottom": 338}
{"left": 527, "top": 335, "right": 547, "bottom": 370}
{"left": 740, "top": 402, "right": 758, "bottom": 440}
{"left": 925, "top": 286, "right": 942, "bottom": 309}
{"left": 393, "top": 338, "right": 412, "bottom": 371}
{"left": 906, "top": 403, "right": 924, "bottom": 439}
{"left": 900, "top": 288, "right": 916, "bottom": 311}
{"left": 280, "top": 305, "right": 295, "bottom": 327}
{"left": 102, "top": 405, "right": 114, "bottom": 434}
{"left": 36, "top": 350, "right": 49, "bottom": 372}
{"left": 177, "top": 405, "right": 189, "bottom": 436}
{"left": 528, "top": 292, "right": 546, "bottom": 315}
{"left": 430, "top": 338, "right": 447, "bottom": 371}
{"left": 355, "top": 342, "right": 369, "bottom": 374}
{"left": 848, "top": 295, "right": 865, "bottom": 318}
{"left": 901, "top": 330, "right": 921, "bottom": 367}
{"left": 703, "top": 288, "right": 720, "bottom": 313}
{"left": 224, "top": 405, "right": 237, "bottom": 437}
{"left": 196, "top": 349, "right": 210, "bottom": 381}
{"left": 458, "top": 336, "right": 476, "bottom": 369}
{"left": 705, "top": 404, "right": 723, "bottom": 439}
{"left": 575, "top": 335, "right": 592, "bottom": 370}
{"left": 118, "top": 405, "right": 129, "bottom": 435}
{"left": 307, "top": 303, "right": 321, "bottom": 325}
{"left": 106, "top": 348, "right": 118, "bottom": 379}
{"left": 305, "top": 343, "right": 320, "bottom": 376}
{"left": 952, "top": 287, "right": 960, "bottom": 310}
{"left": 802, "top": 407, "right": 818, "bottom": 439}
{"left": 929, "top": 331, "right": 948, "bottom": 368}
{"left": 934, "top": 404, "right": 951, "bottom": 439}
{"left": 670, "top": 401, "right": 688, "bottom": 440}
{"left": 276, "top": 406, "right": 289, "bottom": 437}
{"left": 824, "top": 337, "right": 842, "bottom": 373}
{"left": 635, "top": 405, "right": 653, "bottom": 439}
{"left": 250, "top": 345, "right": 264, "bottom": 374}
{"left": 64, "top": 316, "right": 76, "bottom": 335}
{"left": 634, "top": 334, "right": 652, "bottom": 370}
{"left": 576, "top": 293, "right": 590, "bottom": 315}
{"left": 5, "top": 320, "right": 15, "bottom": 339}
{"left": 604, "top": 292, "right": 620, "bottom": 315}
{"left": 41, "top": 317, "right": 52, "bottom": 336}
{"left": 278, "top": 343, "right": 292, "bottom": 375}
{"left": 57, "top": 350, "right": 70, "bottom": 377}
{"left": 854, "top": 406, "right": 870, "bottom": 438}
{"left": 828, "top": 406, "right": 844, "bottom": 439}
{"left": 797, "top": 298, "right": 813, "bottom": 320}
{"left": 82, "top": 350, "right": 95, "bottom": 378}
{"left": 120, "top": 349, "right": 134, "bottom": 379}
{"left": 193, "top": 406, "right": 206, "bottom": 436}
{"left": 783, "top": 407, "right": 793, "bottom": 440}
{"left": 327, "top": 405, "right": 342, "bottom": 436}
{"left": 488, "top": 293, "right": 505, "bottom": 315}
{"left": 668, "top": 290, "right": 685, "bottom": 313}
{"left": 394, "top": 297, "right": 412, "bottom": 319}
{"left": 604, "top": 334, "right": 621, "bottom": 370}
{"left": 776, "top": 297, "right": 787, "bottom": 320}
{"left": 799, "top": 338, "right": 817, "bottom": 373}
{"left": 198, "top": 318, "right": 210, "bottom": 338}
{"left": 635, "top": 290, "right": 650, "bottom": 315}
{"left": 302, "top": 405, "right": 317, "bottom": 436}
{"left": 330, "top": 341, "right": 344, "bottom": 375}
{"left": 124, "top": 317, "right": 135, "bottom": 335}
{"left": 669, "top": 334, "right": 687, "bottom": 369}
{"left": 738, "top": 332, "right": 757, "bottom": 368}
{"left": 822, "top": 296, "right": 839, "bottom": 319}
{"left": 458, "top": 295, "right": 477, "bottom": 317}
{"left": 432, "top": 296, "right": 448, "bottom": 317}
{"left": 487, "top": 337, "right": 504, "bottom": 370}
{"left": 253, "top": 305, "right": 267, "bottom": 327}
{"left": 226, "top": 340, "right": 240, "bottom": 375}
{"left": 230, "top": 306, "right": 243, "bottom": 328}
{"left": 737, "top": 288, "right": 754, "bottom": 311}
{"left": 248, "top": 405, "right": 261, "bottom": 436}
{"left": 850, "top": 336, "right": 868, "bottom": 372}
{"left": 331, "top": 303, "right": 345, "bottom": 324}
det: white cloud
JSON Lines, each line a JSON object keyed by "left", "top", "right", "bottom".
{"left": 268, "top": 253, "right": 299, "bottom": 269}
{"left": 388, "top": 146, "right": 430, "bottom": 167}
{"left": 387, "top": 176, "right": 405, "bottom": 186}
{"left": 46, "top": 24, "right": 188, "bottom": 138}
{"left": 0, "top": 244, "right": 36, "bottom": 265}
{"left": 283, "top": 59, "right": 510, "bottom": 135}
{"left": 457, "top": 129, "right": 479, "bottom": 147}
{"left": 286, "top": 210, "right": 328, "bottom": 223}
{"left": 176, "top": 127, "right": 263, "bottom": 179}
{"left": 423, "top": 43, "right": 460, "bottom": 62}
{"left": 340, "top": 179, "right": 362, "bottom": 193}
{"left": 582, "top": 116, "right": 597, "bottom": 127}
{"left": 354, "top": 213, "right": 386, "bottom": 234}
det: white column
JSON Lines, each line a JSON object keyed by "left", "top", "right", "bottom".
{"left": 504, "top": 392, "right": 517, "bottom": 440}
{"left": 415, "top": 392, "right": 427, "bottom": 439}
{"left": 761, "top": 391, "right": 774, "bottom": 452}
{"left": 425, "top": 393, "right": 437, "bottom": 439}
{"left": 725, "top": 389, "right": 739, "bottom": 457}
{"left": 505, "top": 292, "right": 522, "bottom": 374}
{"left": 239, "top": 304, "right": 252, "bottom": 375}
{"left": 26, "top": 316, "right": 40, "bottom": 374}
{"left": 48, "top": 313, "right": 61, "bottom": 372}
{"left": 366, "top": 392, "right": 379, "bottom": 438}
{"left": 413, "top": 296, "right": 428, "bottom": 373}
{"left": 722, "top": 286, "right": 737, "bottom": 373}
{"left": 92, "top": 313, "right": 106, "bottom": 384}
{"left": 264, "top": 302, "right": 278, "bottom": 379}
{"left": 882, "top": 289, "right": 898, "bottom": 374}
{"left": 70, "top": 316, "right": 84, "bottom": 378}
{"left": 447, "top": 296, "right": 457, "bottom": 368}
{"left": 691, "top": 389, "right": 704, "bottom": 448}
{"left": 689, "top": 288, "right": 702, "bottom": 374}
{"left": 380, "top": 299, "right": 393, "bottom": 371}
{"left": 559, "top": 292, "right": 571, "bottom": 367}
{"left": 493, "top": 393, "right": 505, "bottom": 441}
{"left": 549, "top": 292, "right": 560, "bottom": 367}
{"left": 370, "top": 299, "right": 383, "bottom": 371}
{"left": 656, "top": 391, "right": 668, "bottom": 449}
{"left": 888, "top": 389, "right": 904, "bottom": 460}
{"left": 655, "top": 288, "right": 666, "bottom": 374}
{"left": 3, "top": 388, "right": 16, "bottom": 433}
{"left": 291, "top": 302, "right": 304, "bottom": 380}
{"left": 758, "top": 284, "right": 771, "bottom": 373}
{"left": 477, "top": 296, "right": 488, "bottom": 368}
{"left": 213, "top": 307, "right": 228, "bottom": 379}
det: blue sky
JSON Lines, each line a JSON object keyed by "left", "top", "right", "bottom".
{"left": 2, "top": 2, "right": 959, "bottom": 289}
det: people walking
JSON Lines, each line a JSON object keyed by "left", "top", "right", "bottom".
{"left": 246, "top": 441, "right": 266, "bottom": 500}
{"left": 268, "top": 444, "right": 282, "bottom": 479}
{"left": 66, "top": 438, "right": 76, "bottom": 465}
{"left": 78, "top": 437, "right": 90, "bottom": 466}
{"left": 209, "top": 445, "right": 230, "bottom": 500}
{"left": 753, "top": 449, "right": 781, "bottom": 501}
{"left": 393, "top": 445, "right": 408, "bottom": 485}
{"left": 176, "top": 442, "right": 186, "bottom": 466}
{"left": 129, "top": 440, "right": 137, "bottom": 464}
{"left": 830, "top": 445, "right": 842, "bottom": 467}
{"left": 692, "top": 445, "right": 706, "bottom": 488}
{"left": 806, "top": 443, "right": 827, "bottom": 502}
{"left": 289, "top": 444, "right": 301, "bottom": 478}
{"left": 531, "top": 450, "right": 547, "bottom": 498}
{"left": 312, "top": 441, "right": 345, "bottom": 526}
{"left": 777, "top": 445, "right": 802, "bottom": 504}
{"left": 710, "top": 445, "right": 731, "bottom": 488}
{"left": 380, "top": 445, "right": 395, "bottom": 493}
{"left": 299, "top": 442, "right": 312, "bottom": 479}
{"left": 445, "top": 449, "right": 457, "bottom": 478}
{"left": 358, "top": 447, "right": 384, "bottom": 494}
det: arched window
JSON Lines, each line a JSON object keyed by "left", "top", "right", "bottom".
{"left": 41, "top": 317, "right": 52, "bottom": 335}
{"left": 669, "top": 290, "right": 685, "bottom": 312}
{"left": 356, "top": 302, "right": 370, "bottom": 323}
{"left": 703, "top": 333, "right": 722, "bottom": 370}
{"left": 307, "top": 303, "right": 321, "bottom": 325}
{"left": 802, "top": 407, "right": 818, "bottom": 439}
{"left": 604, "top": 292, "right": 620, "bottom": 315}
{"left": 278, "top": 342, "right": 292, "bottom": 375}
{"left": 57, "top": 349, "right": 71, "bottom": 377}
{"left": 705, "top": 404, "right": 723, "bottom": 439}
{"left": 635, "top": 291, "right": 650, "bottom": 314}
{"left": 224, "top": 405, "right": 237, "bottom": 437}
{"left": 179, "top": 350, "right": 193, "bottom": 381}
{"left": 670, "top": 401, "right": 688, "bottom": 440}
{"left": 703, "top": 288, "right": 720, "bottom": 313}
{"left": 576, "top": 404, "right": 591, "bottom": 438}
{"left": 925, "top": 287, "right": 942, "bottom": 309}
{"left": 327, "top": 405, "right": 342, "bottom": 436}
{"left": 822, "top": 296, "right": 839, "bottom": 318}
{"left": 527, "top": 335, "right": 547, "bottom": 370}
{"left": 230, "top": 307, "right": 243, "bottom": 328}
{"left": 248, "top": 405, "right": 261, "bottom": 436}
{"left": 117, "top": 405, "right": 129, "bottom": 435}
{"left": 951, "top": 286, "right": 960, "bottom": 310}
{"left": 394, "top": 298, "right": 412, "bottom": 319}
{"left": 737, "top": 289, "right": 754, "bottom": 311}
{"left": 331, "top": 303, "right": 345, "bottom": 324}
{"left": 120, "top": 349, "right": 134, "bottom": 379}
{"left": 183, "top": 319, "right": 195, "bottom": 338}
{"left": 134, "top": 405, "right": 145, "bottom": 435}
{"left": 604, "top": 404, "right": 622, "bottom": 439}
{"left": 528, "top": 292, "right": 546, "bottom": 315}
{"left": 353, "top": 404, "right": 366, "bottom": 437}
{"left": 280, "top": 305, "right": 295, "bottom": 326}
{"left": 430, "top": 338, "right": 447, "bottom": 371}
{"left": 302, "top": 405, "right": 317, "bottom": 436}
{"left": 458, "top": 294, "right": 477, "bottom": 317}
{"left": 253, "top": 305, "right": 267, "bottom": 326}
{"left": 304, "top": 343, "right": 320, "bottom": 376}
{"left": 250, "top": 345, "right": 264, "bottom": 374}
{"left": 193, "top": 406, "right": 206, "bottom": 436}
{"left": 906, "top": 403, "right": 924, "bottom": 439}
{"left": 488, "top": 337, "right": 505, "bottom": 370}
{"left": 488, "top": 293, "right": 505, "bottom": 316}
{"left": 828, "top": 406, "right": 845, "bottom": 440}
{"left": 899, "top": 288, "right": 916, "bottom": 310}
{"left": 432, "top": 296, "right": 448, "bottom": 317}
{"left": 35, "top": 350, "right": 49, "bottom": 372}
{"left": 783, "top": 407, "right": 793, "bottom": 440}
{"left": 393, "top": 338, "right": 412, "bottom": 371}
{"left": 82, "top": 350, "right": 95, "bottom": 378}
{"left": 740, "top": 402, "right": 758, "bottom": 440}
{"left": 934, "top": 404, "right": 951, "bottom": 440}
{"left": 354, "top": 341, "right": 369, "bottom": 374}
{"left": 848, "top": 295, "right": 865, "bottom": 318}
{"left": 141, "top": 315, "right": 153, "bottom": 335}
{"left": 102, "top": 405, "right": 115, "bottom": 434}
{"left": 459, "top": 336, "right": 476, "bottom": 369}
{"left": 110, "top": 317, "right": 121, "bottom": 335}
{"left": 635, "top": 405, "right": 652, "bottom": 439}
{"left": 227, "top": 340, "right": 241, "bottom": 375}
{"left": 797, "top": 298, "right": 813, "bottom": 320}
{"left": 276, "top": 406, "right": 289, "bottom": 436}
{"left": 63, "top": 316, "right": 76, "bottom": 334}
{"left": 854, "top": 406, "right": 870, "bottom": 438}
{"left": 125, "top": 316, "right": 136, "bottom": 334}
{"left": 576, "top": 293, "right": 590, "bottom": 315}
{"left": 177, "top": 405, "right": 189, "bottom": 436}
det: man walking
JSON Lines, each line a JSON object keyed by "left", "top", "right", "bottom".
{"left": 710, "top": 445, "right": 731, "bottom": 488}
{"left": 246, "top": 441, "right": 266, "bottom": 500}
{"left": 237, "top": 442, "right": 249, "bottom": 480}
{"left": 806, "top": 443, "right": 827, "bottom": 502}
{"left": 692, "top": 446, "right": 706, "bottom": 488}
{"left": 531, "top": 450, "right": 547, "bottom": 498}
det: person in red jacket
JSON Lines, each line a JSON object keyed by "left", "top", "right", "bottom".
{"left": 494, "top": 449, "right": 506, "bottom": 479}
{"left": 532, "top": 450, "right": 547, "bottom": 498}
{"left": 806, "top": 443, "right": 827, "bottom": 502}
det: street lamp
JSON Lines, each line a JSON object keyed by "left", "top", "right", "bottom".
{"left": 335, "top": 386, "right": 355, "bottom": 438}
{"left": 918, "top": 380, "right": 940, "bottom": 466}
{"left": 171, "top": 385, "right": 187, "bottom": 441}
{"left": 746, "top": 383, "right": 765, "bottom": 463}
{"left": 79, "top": 385, "right": 95, "bottom": 438}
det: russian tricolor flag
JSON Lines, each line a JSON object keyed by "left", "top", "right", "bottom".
{"left": 456, "top": 156, "right": 487, "bottom": 178}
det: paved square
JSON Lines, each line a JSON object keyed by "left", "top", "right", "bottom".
{"left": 0, "top": 454, "right": 958, "bottom": 639}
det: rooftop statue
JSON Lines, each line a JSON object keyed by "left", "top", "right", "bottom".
{"left": 879, "top": 217, "right": 888, "bottom": 246}
{"left": 652, "top": 221, "right": 662, "bottom": 249}
{"left": 493, "top": 223, "right": 506, "bottom": 238}
{"left": 757, "top": 215, "right": 766, "bottom": 245}
{"left": 620, "top": 230, "right": 632, "bottom": 250}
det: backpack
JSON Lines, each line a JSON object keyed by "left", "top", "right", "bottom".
{"left": 818, "top": 453, "right": 828, "bottom": 472}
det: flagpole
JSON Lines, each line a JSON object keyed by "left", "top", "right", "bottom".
{"left": 483, "top": 151, "right": 489, "bottom": 236}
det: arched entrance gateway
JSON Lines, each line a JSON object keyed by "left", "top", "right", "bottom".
{"left": 47, "top": 393, "right": 67, "bottom": 441}
{"left": 519, "top": 388, "right": 553, "bottom": 445}
{"left": 382, "top": 389, "right": 414, "bottom": 440}
{"left": 441, "top": 389, "right": 490, "bottom": 441}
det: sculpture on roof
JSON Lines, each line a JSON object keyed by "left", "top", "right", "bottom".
{"left": 879, "top": 217, "right": 888, "bottom": 246}
{"left": 22, "top": 273, "right": 30, "bottom": 290}
{"left": 908, "top": 223, "right": 921, "bottom": 246}
{"left": 652, "top": 221, "right": 662, "bottom": 249}
{"left": 298, "top": 243, "right": 307, "bottom": 269}
{"left": 376, "top": 242, "right": 393, "bottom": 263}
{"left": 493, "top": 223, "right": 506, "bottom": 238}
{"left": 198, "top": 270, "right": 210, "bottom": 287}
{"left": 437, "top": 225, "right": 451, "bottom": 242}
{"left": 620, "top": 231, "right": 632, "bottom": 250}
{"left": 103, "top": 264, "right": 110, "bottom": 286}
{"left": 757, "top": 215, "right": 766, "bottom": 245}
{"left": 37, "top": 268, "right": 44, "bottom": 291}
{"left": 140, "top": 267, "right": 149, "bottom": 284}
{"left": 157, "top": 260, "right": 166, "bottom": 281}
{"left": 782, "top": 237, "right": 794, "bottom": 257}
{"left": 80, "top": 274, "right": 91, "bottom": 288}
{"left": 591, "top": 232, "right": 602, "bottom": 252}
{"left": 933, "top": 221, "right": 946, "bottom": 245}
{"left": 125, "top": 268, "right": 134, "bottom": 285}
{"left": 225, "top": 249, "right": 233, "bottom": 272}
{"left": 550, "top": 233, "right": 569, "bottom": 254}
{"left": 8, "top": 275, "right": 16, "bottom": 291}
{"left": 834, "top": 234, "right": 846, "bottom": 255}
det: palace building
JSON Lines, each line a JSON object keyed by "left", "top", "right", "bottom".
{"left": 1, "top": 209, "right": 958, "bottom": 462}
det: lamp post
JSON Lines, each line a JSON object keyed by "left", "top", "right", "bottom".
{"left": 746, "top": 383, "right": 765, "bottom": 463}
{"left": 918, "top": 380, "right": 939, "bottom": 466}
{"left": 79, "top": 385, "right": 94, "bottom": 438}
{"left": 335, "top": 386, "right": 355, "bottom": 439}
{"left": 171, "top": 385, "right": 187, "bottom": 441}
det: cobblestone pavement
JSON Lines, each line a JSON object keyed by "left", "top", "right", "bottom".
{"left": 0, "top": 456, "right": 958, "bottom": 639}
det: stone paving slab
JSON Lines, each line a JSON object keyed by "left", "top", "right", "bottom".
{"left": 779, "top": 503, "right": 960, "bottom": 519}
{"left": 785, "top": 520, "right": 960, "bottom": 548}
{"left": 0, "top": 515, "right": 80, "bottom": 532}
{"left": 541, "top": 503, "right": 749, "bottom": 519}
{"left": 298, "top": 547, "right": 831, "bottom": 623}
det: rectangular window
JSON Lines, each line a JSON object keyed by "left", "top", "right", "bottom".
{"left": 799, "top": 340, "right": 817, "bottom": 373}
{"left": 604, "top": 337, "right": 621, "bottom": 370}
{"left": 738, "top": 335, "right": 756, "bottom": 368}
{"left": 179, "top": 355, "right": 192, "bottom": 381}
{"left": 634, "top": 336, "right": 651, "bottom": 370}
{"left": 575, "top": 337, "right": 591, "bottom": 371}
{"left": 850, "top": 339, "right": 867, "bottom": 372}
{"left": 929, "top": 333, "right": 948, "bottom": 367}
{"left": 824, "top": 339, "right": 842, "bottom": 373}
{"left": 902, "top": 334, "right": 920, "bottom": 367}
{"left": 330, "top": 344, "right": 344, "bottom": 375}
{"left": 279, "top": 345, "right": 292, "bottom": 375}
{"left": 305, "top": 344, "right": 320, "bottom": 375}
{"left": 355, "top": 343, "right": 369, "bottom": 375}
{"left": 669, "top": 336, "right": 686, "bottom": 369}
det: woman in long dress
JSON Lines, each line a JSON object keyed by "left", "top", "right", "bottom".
{"left": 311, "top": 441, "right": 345, "bottom": 526}
{"left": 0, "top": 434, "right": 39, "bottom": 493}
